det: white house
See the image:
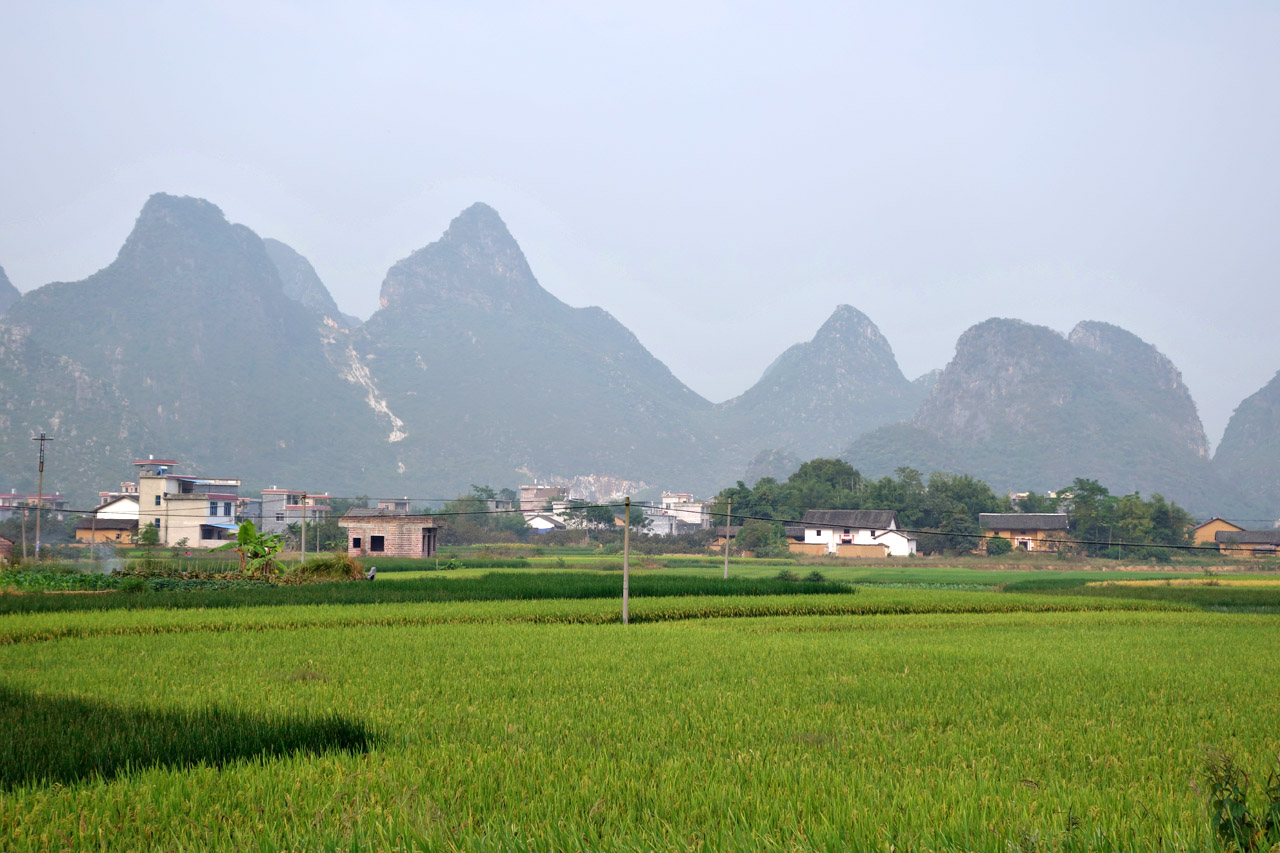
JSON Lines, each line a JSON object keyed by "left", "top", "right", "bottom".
{"left": 525, "top": 513, "right": 567, "bottom": 534}
{"left": 95, "top": 495, "right": 140, "bottom": 522}
{"left": 798, "top": 509, "right": 916, "bottom": 557}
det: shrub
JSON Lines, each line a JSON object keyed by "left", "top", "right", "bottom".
{"left": 775, "top": 570, "right": 799, "bottom": 582}
{"left": 986, "top": 535, "right": 1013, "bottom": 556}
{"left": 803, "top": 571, "right": 826, "bottom": 583}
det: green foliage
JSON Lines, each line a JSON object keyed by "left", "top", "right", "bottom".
{"left": 0, "top": 572, "right": 853, "bottom": 617}
{"left": 1201, "top": 748, "right": 1280, "bottom": 850}
{"left": 713, "top": 461, "right": 1011, "bottom": 554}
{"left": 735, "top": 519, "right": 790, "bottom": 558}
{"left": 0, "top": 605, "right": 1272, "bottom": 849}
{"left": 0, "top": 682, "right": 371, "bottom": 789}
{"left": 211, "top": 520, "right": 284, "bottom": 577}
{"left": 986, "top": 535, "right": 1013, "bottom": 556}
{"left": 1058, "top": 479, "right": 1196, "bottom": 556}
{"left": 138, "top": 525, "right": 159, "bottom": 547}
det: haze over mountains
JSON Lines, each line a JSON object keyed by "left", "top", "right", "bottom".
{"left": 0, "top": 193, "right": 1276, "bottom": 522}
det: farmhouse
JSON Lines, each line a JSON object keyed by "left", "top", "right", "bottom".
{"left": 1191, "top": 517, "right": 1244, "bottom": 546}
{"left": 979, "top": 513, "right": 1069, "bottom": 552}
{"left": 793, "top": 510, "right": 916, "bottom": 558}
{"left": 1214, "top": 529, "right": 1280, "bottom": 557}
{"left": 74, "top": 493, "right": 141, "bottom": 545}
{"left": 525, "top": 513, "right": 566, "bottom": 533}
{"left": 74, "top": 518, "right": 139, "bottom": 544}
{"left": 339, "top": 509, "right": 438, "bottom": 558}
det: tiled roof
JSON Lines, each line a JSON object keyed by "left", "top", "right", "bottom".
{"left": 74, "top": 518, "right": 138, "bottom": 531}
{"left": 801, "top": 509, "right": 898, "bottom": 530}
{"left": 1216, "top": 530, "right": 1280, "bottom": 545}
{"left": 979, "top": 513, "right": 1069, "bottom": 531}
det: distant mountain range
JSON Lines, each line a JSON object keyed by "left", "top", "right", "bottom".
{"left": 0, "top": 193, "right": 1276, "bottom": 522}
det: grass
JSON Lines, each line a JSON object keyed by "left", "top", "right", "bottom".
{"left": 0, "top": 683, "right": 371, "bottom": 789}
{"left": 0, "top": 572, "right": 853, "bottom": 616}
{"left": 0, "top": 587, "right": 1185, "bottom": 647}
{"left": 1, "top": 608, "right": 1277, "bottom": 850}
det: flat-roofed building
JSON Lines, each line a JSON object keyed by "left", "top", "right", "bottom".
{"left": 339, "top": 509, "right": 438, "bottom": 558}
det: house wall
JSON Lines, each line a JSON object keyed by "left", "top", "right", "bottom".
{"left": 803, "top": 524, "right": 914, "bottom": 556}
{"left": 1194, "top": 519, "right": 1243, "bottom": 546}
{"left": 75, "top": 527, "right": 134, "bottom": 544}
{"left": 342, "top": 520, "right": 438, "bottom": 558}
{"left": 0, "top": 538, "right": 13, "bottom": 560}
{"left": 986, "top": 528, "right": 1059, "bottom": 552}
{"left": 96, "top": 498, "right": 139, "bottom": 521}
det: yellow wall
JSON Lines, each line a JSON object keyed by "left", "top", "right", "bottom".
{"left": 1193, "top": 518, "right": 1243, "bottom": 546}
{"left": 74, "top": 528, "right": 131, "bottom": 544}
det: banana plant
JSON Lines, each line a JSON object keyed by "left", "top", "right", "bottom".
{"left": 212, "top": 520, "right": 284, "bottom": 577}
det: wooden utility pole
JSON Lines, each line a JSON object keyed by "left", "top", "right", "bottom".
{"left": 723, "top": 498, "right": 731, "bottom": 580}
{"left": 622, "top": 497, "right": 630, "bottom": 625}
{"left": 32, "top": 432, "right": 52, "bottom": 559}
{"left": 300, "top": 491, "right": 307, "bottom": 564}
{"left": 20, "top": 507, "right": 27, "bottom": 560}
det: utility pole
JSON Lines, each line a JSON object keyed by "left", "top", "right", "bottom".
{"left": 21, "top": 507, "right": 27, "bottom": 560}
{"left": 300, "top": 491, "right": 307, "bottom": 564}
{"left": 723, "top": 498, "right": 731, "bottom": 580}
{"left": 622, "top": 497, "right": 630, "bottom": 625}
{"left": 32, "top": 432, "right": 52, "bottom": 559}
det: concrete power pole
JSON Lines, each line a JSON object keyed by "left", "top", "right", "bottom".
{"left": 723, "top": 498, "right": 731, "bottom": 580}
{"left": 32, "top": 432, "right": 52, "bottom": 559}
{"left": 300, "top": 491, "right": 307, "bottom": 564}
{"left": 622, "top": 497, "right": 630, "bottom": 625}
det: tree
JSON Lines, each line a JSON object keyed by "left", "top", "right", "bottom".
{"left": 138, "top": 524, "right": 159, "bottom": 547}
{"left": 735, "top": 519, "right": 790, "bottom": 558}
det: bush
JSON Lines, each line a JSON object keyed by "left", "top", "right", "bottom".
{"left": 803, "top": 571, "right": 826, "bottom": 583}
{"left": 775, "top": 569, "right": 799, "bottom": 582}
{"left": 986, "top": 535, "right": 1013, "bottom": 556}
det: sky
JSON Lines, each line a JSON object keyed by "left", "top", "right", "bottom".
{"left": 2, "top": 1, "right": 1278, "bottom": 447}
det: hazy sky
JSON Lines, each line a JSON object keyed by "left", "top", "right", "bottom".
{"left": 3, "top": 1, "right": 1278, "bottom": 446}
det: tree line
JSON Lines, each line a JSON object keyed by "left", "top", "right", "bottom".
{"left": 710, "top": 459, "right": 1196, "bottom": 557}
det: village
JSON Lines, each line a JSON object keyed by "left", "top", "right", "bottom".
{"left": 3, "top": 454, "right": 1278, "bottom": 564}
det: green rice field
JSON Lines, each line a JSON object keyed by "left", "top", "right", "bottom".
{"left": 3, "top": 563, "right": 1279, "bottom": 850}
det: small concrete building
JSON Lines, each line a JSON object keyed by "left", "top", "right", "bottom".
{"left": 339, "top": 509, "right": 438, "bottom": 558}
{"left": 519, "top": 485, "right": 568, "bottom": 513}
{"left": 979, "top": 513, "right": 1070, "bottom": 552}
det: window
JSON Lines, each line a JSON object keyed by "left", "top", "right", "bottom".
{"left": 154, "top": 495, "right": 161, "bottom": 506}
{"left": 275, "top": 513, "right": 285, "bottom": 522}
{"left": 370, "top": 535, "right": 385, "bottom": 552}
{"left": 843, "top": 528, "right": 851, "bottom": 534}
{"left": 352, "top": 537, "right": 362, "bottom": 549}
{"left": 209, "top": 501, "right": 218, "bottom": 516}
{"left": 224, "top": 502, "right": 232, "bottom": 517}
{"left": 153, "top": 518, "right": 161, "bottom": 528}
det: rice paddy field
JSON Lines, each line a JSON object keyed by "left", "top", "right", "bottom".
{"left": 3, "top": 560, "right": 1280, "bottom": 851}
